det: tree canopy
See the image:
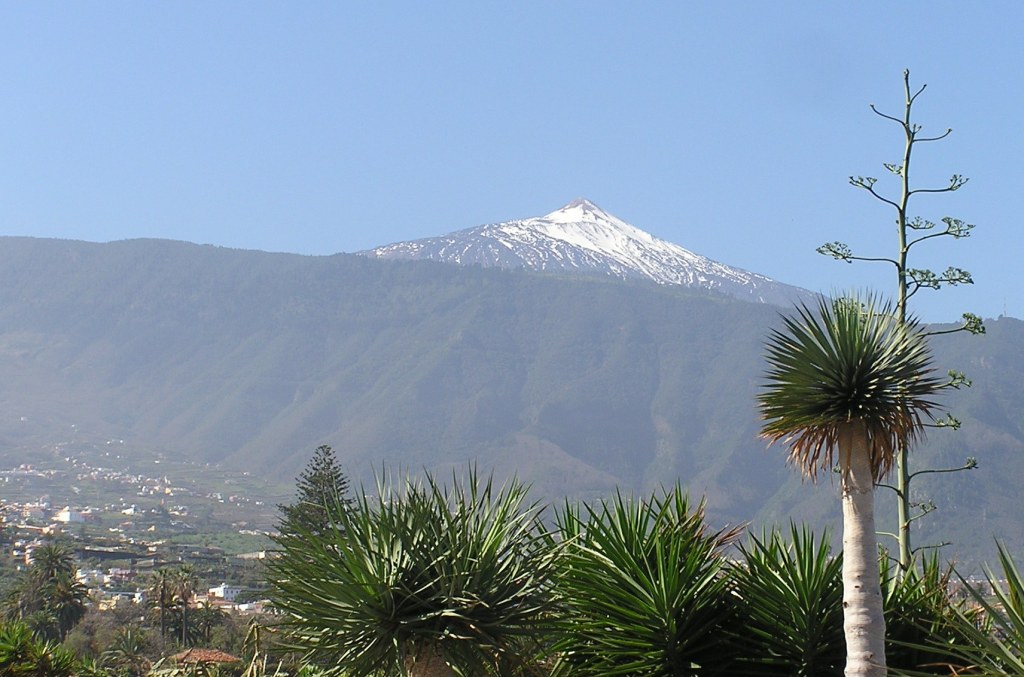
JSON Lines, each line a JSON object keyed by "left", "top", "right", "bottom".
{"left": 277, "top": 444, "right": 352, "bottom": 536}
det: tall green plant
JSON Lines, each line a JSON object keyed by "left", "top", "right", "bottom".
{"left": 729, "top": 525, "right": 845, "bottom": 676}
{"left": 2, "top": 542, "right": 88, "bottom": 642}
{"left": 882, "top": 554, "right": 978, "bottom": 674}
{"left": 759, "top": 294, "right": 944, "bottom": 677}
{"left": 818, "top": 70, "right": 984, "bottom": 573}
{"left": 193, "top": 601, "right": 227, "bottom": 646}
{"left": 172, "top": 565, "right": 199, "bottom": 648}
{"left": 729, "top": 526, "right": 976, "bottom": 676}
{"left": 924, "top": 544, "right": 1024, "bottom": 675}
{"left": 99, "top": 625, "right": 152, "bottom": 676}
{"left": 277, "top": 444, "right": 352, "bottom": 537}
{"left": 0, "top": 620, "right": 79, "bottom": 676}
{"left": 147, "top": 568, "right": 175, "bottom": 652}
{"left": 550, "top": 487, "right": 739, "bottom": 676}
{"left": 268, "top": 469, "right": 558, "bottom": 677}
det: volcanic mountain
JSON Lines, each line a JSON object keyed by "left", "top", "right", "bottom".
{"left": 363, "top": 199, "right": 815, "bottom": 306}
{"left": 0, "top": 234, "right": 1019, "bottom": 563}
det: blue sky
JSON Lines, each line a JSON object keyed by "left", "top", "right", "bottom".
{"left": 2, "top": 2, "right": 1021, "bottom": 322}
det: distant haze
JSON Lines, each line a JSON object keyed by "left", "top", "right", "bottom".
{"left": 0, "top": 236, "right": 1019, "bottom": 566}
{"left": 2, "top": 5, "right": 1020, "bottom": 323}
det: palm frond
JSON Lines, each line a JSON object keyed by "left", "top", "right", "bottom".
{"left": 268, "top": 468, "right": 558, "bottom": 676}
{"left": 914, "top": 544, "right": 1024, "bottom": 675}
{"left": 758, "top": 294, "right": 943, "bottom": 480}
{"left": 728, "top": 524, "right": 845, "bottom": 676}
{"left": 550, "top": 486, "right": 739, "bottom": 676}
{"left": 883, "top": 553, "right": 982, "bottom": 674}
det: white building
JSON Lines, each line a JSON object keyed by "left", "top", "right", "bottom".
{"left": 55, "top": 507, "right": 85, "bottom": 523}
{"left": 208, "top": 583, "right": 242, "bottom": 602}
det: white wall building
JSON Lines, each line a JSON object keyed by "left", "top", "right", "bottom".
{"left": 55, "top": 507, "right": 85, "bottom": 523}
{"left": 208, "top": 583, "right": 242, "bottom": 602}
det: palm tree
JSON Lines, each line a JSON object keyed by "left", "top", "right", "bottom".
{"left": 193, "top": 600, "right": 227, "bottom": 645}
{"left": 44, "top": 572, "right": 89, "bottom": 640}
{"left": 147, "top": 569, "right": 175, "bottom": 651}
{"left": 99, "top": 625, "right": 152, "bottom": 676}
{"left": 5, "top": 542, "right": 88, "bottom": 641}
{"left": 171, "top": 565, "right": 199, "bottom": 647}
{"left": 758, "top": 295, "right": 942, "bottom": 677}
{"left": 27, "top": 543, "right": 76, "bottom": 583}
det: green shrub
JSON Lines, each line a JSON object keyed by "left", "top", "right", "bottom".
{"left": 902, "top": 544, "right": 1024, "bottom": 675}
{"left": 729, "top": 525, "right": 845, "bottom": 676}
{"left": 729, "top": 526, "right": 975, "bottom": 676}
{"left": 882, "top": 554, "right": 980, "bottom": 674}
{"left": 550, "top": 487, "right": 739, "bottom": 676}
{"left": 268, "top": 469, "right": 558, "bottom": 676}
{"left": 0, "top": 620, "right": 79, "bottom": 676}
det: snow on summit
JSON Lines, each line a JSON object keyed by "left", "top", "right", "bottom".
{"left": 362, "top": 199, "right": 814, "bottom": 306}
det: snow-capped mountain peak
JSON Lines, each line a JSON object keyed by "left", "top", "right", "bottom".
{"left": 362, "top": 199, "right": 813, "bottom": 306}
{"left": 543, "top": 198, "right": 620, "bottom": 223}
{"left": 522, "top": 198, "right": 659, "bottom": 255}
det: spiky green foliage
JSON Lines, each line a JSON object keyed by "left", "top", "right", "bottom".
{"left": 759, "top": 295, "right": 943, "bottom": 480}
{"left": 147, "top": 568, "right": 176, "bottom": 651}
{"left": 268, "top": 469, "right": 558, "bottom": 676}
{"left": 729, "top": 528, "right": 976, "bottom": 676}
{"left": 0, "top": 620, "right": 79, "bottom": 676}
{"left": 728, "top": 525, "right": 845, "bottom": 676}
{"left": 170, "top": 565, "right": 200, "bottom": 648}
{"left": 882, "top": 554, "right": 979, "bottom": 674}
{"left": 550, "top": 487, "right": 739, "bottom": 676}
{"left": 2, "top": 542, "right": 88, "bottom": 642}
{"left": 912, "top": 544, "right": 1024, "bottom": 675}
{"left": 99, "top": 625, "right": 152, "bottom": 676}
{"left": 73, "top": 656, "right": 110, "bottom": 677}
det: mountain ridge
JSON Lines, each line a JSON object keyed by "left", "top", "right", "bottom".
{"left": 363, "top": 199, "right": 816, "bottom": 306}
{"left": 0, "top": 235, "right": 1018, "bottom": 565}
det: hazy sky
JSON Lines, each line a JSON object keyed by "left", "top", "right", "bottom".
{"left": 2, "top": 3, "right": 1021, "bottom": 322}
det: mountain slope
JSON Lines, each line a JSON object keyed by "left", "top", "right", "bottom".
{"left": 364, "top": 199, "right": 815, "bottom": 306}
{"left": 0, "top": 236, "right": 1019, "bottom": 563}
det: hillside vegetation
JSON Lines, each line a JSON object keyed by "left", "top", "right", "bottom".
{"left": 0, "top": 236, "right": 1020, "bottom": 563}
